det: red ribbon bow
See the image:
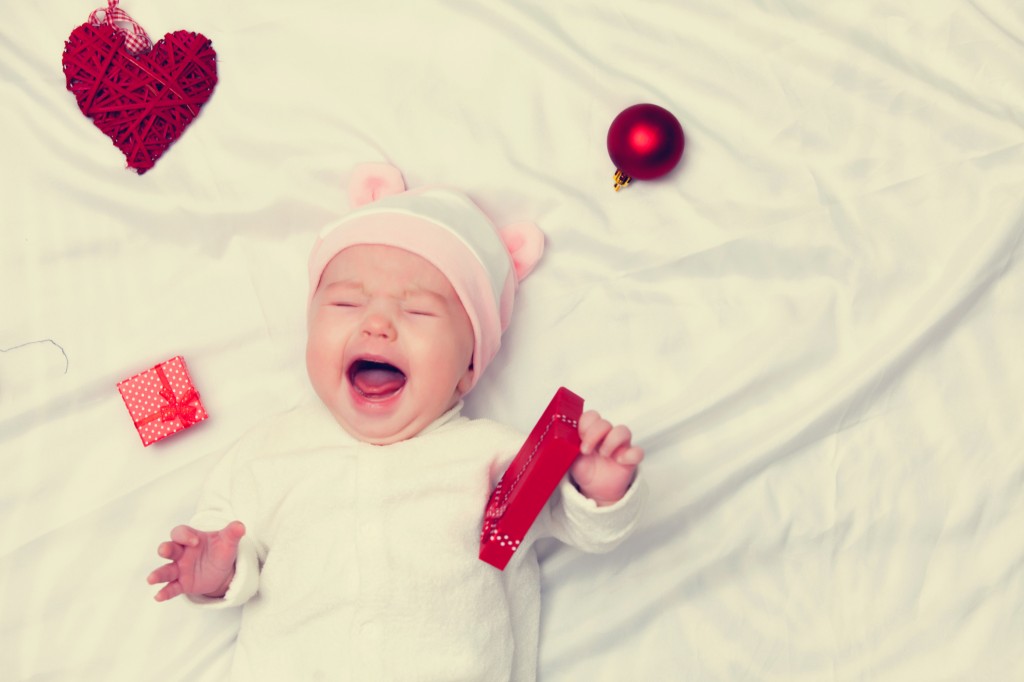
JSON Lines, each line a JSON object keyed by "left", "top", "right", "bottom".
{"left": 89, "top": 0, "right": 152, "bottom": 55}
{"left": 133, "top": 364, "right": 201, "bottom": 428}
{"left": 155, "top": 387, "right": 200, "bottom": 426}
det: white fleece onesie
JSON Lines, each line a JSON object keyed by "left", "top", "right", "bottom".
{"left": 188, "top": 396, "right": 645, "bottom": 681}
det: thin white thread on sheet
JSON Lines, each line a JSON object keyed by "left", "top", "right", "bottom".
{"left": 0, "top": 339, "right": 70, "bottom": 374}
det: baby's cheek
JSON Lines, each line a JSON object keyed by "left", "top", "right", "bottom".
{"left": 305, "top": 334, "right": 338, "bottom": 384}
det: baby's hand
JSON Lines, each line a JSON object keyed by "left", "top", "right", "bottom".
{"left": 147, "top": 521, "right": 246, "bottom": 602}
{"left": 570, "top": 410, "right": 644, "bottom": 506}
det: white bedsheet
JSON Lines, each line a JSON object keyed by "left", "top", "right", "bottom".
{"left": 2, "top": 1, "right": 1022, "bottom": 680}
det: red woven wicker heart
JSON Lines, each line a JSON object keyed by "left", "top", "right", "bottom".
{"left": 62, "top": 23, "right": 217, "bottom": 174}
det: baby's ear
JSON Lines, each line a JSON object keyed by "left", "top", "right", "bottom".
{"left": 498, "top": 222, "right": 545, "bottom": 281}
{"left": 348, "top": 163, "right": 406, "bottom": 207}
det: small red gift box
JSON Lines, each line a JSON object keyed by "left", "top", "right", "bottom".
{"left": 117, "top": 356, "right": 207, "bottom": 446}
{"left": 480, "top": 387, "right": 583, "bottom": 570}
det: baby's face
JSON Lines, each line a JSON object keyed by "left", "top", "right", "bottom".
{"left": 306, "top": 244, "right": 476, "bottom": 444}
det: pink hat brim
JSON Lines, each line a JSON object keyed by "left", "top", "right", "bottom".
{"left": 308, "top": 213, "right": 514, "bottom": 389}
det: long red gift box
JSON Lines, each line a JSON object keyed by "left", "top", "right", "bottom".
{"left": 117, "top": 356, "right": 207, "bottom": 446}
{"left": 480, "top": 387, "right": 583, "bottom": 570}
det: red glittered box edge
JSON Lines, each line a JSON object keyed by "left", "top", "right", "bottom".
{"left": 479, "top": 387, "right": 583, "bottom": 570}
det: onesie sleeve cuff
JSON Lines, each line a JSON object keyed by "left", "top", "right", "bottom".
{"left": 186, "top": 535, "right": 260, "bottom": 609}
{"left": 550, "top": 468, "right": 647, "bottom": 552}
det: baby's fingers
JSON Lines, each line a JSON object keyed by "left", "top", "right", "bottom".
{"left": 170, "top": 525, "right": 200, "bottom": 547}
{"left": 147, "top": 562, "right": 179, "bottom": 586}
{"left": 157, "top": 541, "right": 184, "bottom": 561}
{"left": 579, "top": 411, "right": 612, "bottom": 456}
{"left": 153, "top": 580, "right": 184, "bottom": 603}
{"left": 597, "top": 425, "right": 633, "bottom": 459}
{"left": 612, "top": 445, "right": 645, "bottom": 467}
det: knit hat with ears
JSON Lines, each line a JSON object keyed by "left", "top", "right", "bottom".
{"left": 308, "top": 163, "right": 545, "bottom": 391}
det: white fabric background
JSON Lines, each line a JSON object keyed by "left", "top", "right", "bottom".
{"left": 2, "top": 1, "right": 1022, "bottom": 680}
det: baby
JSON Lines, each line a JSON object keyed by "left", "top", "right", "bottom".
{"left": 147, "top": 164, "right": 646, "bottom": 681}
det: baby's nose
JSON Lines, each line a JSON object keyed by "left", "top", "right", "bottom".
{"left": 361, "top": 312, "right": 396, "bottom": 339}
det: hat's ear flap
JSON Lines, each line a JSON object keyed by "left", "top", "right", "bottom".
{"left": 348, "top": 163, "right": 406, "bottom": 207}
{"left": 498, "top": 222, "right": 545, "bottom": 282}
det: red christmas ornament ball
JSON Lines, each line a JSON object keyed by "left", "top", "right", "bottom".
{"left": 607, "top": 103, "right": 685, "bottom": 189}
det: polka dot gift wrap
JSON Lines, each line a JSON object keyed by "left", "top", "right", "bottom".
{"left": 117, "top": 356, "right": 207, "bottom": 446}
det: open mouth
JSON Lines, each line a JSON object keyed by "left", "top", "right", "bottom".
{"left": 347, "top": 359, "right": 407, "bottom": 401}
